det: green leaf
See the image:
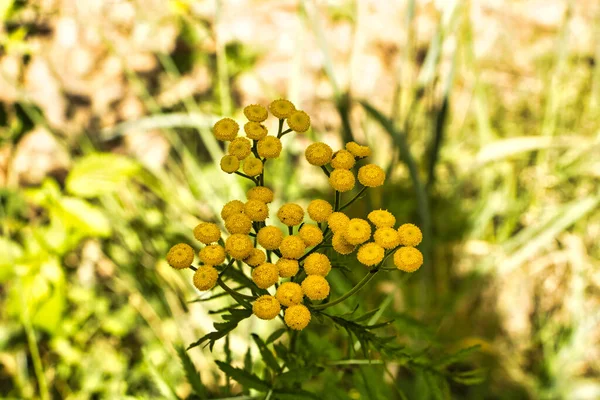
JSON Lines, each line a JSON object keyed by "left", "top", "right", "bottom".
{"left": 58, "top": 197, "right": 111, "bottom": 237}
{"left": 435, "top": 345, "right": 481, "bottom": 369}
{"left": 275, "top": 366, "right": 324, "bottom": 388}
{"left": 188, "top": 308, "right": 252, "bottom": 351}
{"left": 215, "top": 360, "right": 270, "bottom": 392}
{"left": 272, "top": 389, "right": 320, "bottom": 400}
{"left": 0, "top": 238, "right": 22, "bottom": 282}
{"left": 265, "top": 328, "right": 287, "bottom": 344}
{"left": 251, "top": 334, "right": 281, "bottom": 372}
{"left": 66, "top": 153, "right": 141, "bottom": 197}
{"left": 176, "top": 346, "right": 207, "bottom": 399}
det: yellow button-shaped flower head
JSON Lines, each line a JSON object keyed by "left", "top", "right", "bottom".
{"left": 221, "top": 200, "right": 245, "bottom": 220}
{"left": 277, "top": 258, "right": 300, "bottom": 278}
{"left": 194, "top": 222, "right": 221, "bottom": 244}
{"left": 228, "top": 137, "right": 252, "bottom": 160}
{"left": 225, "top": 213, "right": 252, "bottom": 235}
{"left": 213, "top": 118, "right": 239, "bottom": 141}
{"left": 357, "top": 242, "right": 385, "bottom": 267}
{"left": 287, "top": 110, "right": 311, "bottom": 133}
{"left": 305, "top": 142, "right": 333, "bottom": 166}
{"left": 331, "top": 150, "right": 356, "bottom": 170}
{"left": 243, "top": 156, "right": 263, "bottom": 177}
{"left": 244, "top": 199, "right": 269, "bottom": 222}
{"left": 284, "top": 304, "right": 311, "bottom": 330}
{"left": 244, "top": 122, "right": 268, "bottom": 140}
{"left": 279, "top": 235, "right": 306, "bottom": 259}
{"left": 367, "top": 209, "right": 396, "bottom": 228}
{"left": 397, "top": 223, "right": 423, "bottom": 247}
{"left": 277, "top": 203, "right": 304, "bottom": 226}
{"left": 374, "top": 227, "right": 400, "bottom": 249}
{"left": 301, "top": 275, "right": 330, "bottom": 300}
{"left": 167, "top": 243, "right": 195, "bottom": 269}
{"left": 220, "top": 155, "right": 240, "bottom": 174}
{"left": 344, "top": 218, "right": 372, "bottom": 245}
{"left": 269, "top": 99, "right": 295, "bottom": 119}
{"left": 275, "top": 282, "right": 303, "bottom": 307}
{"left": 358, "top": 164, "right": 385, "bottom": 187}
{"left": 345, "top": 141, "right": 371, "bottom": 158}
{"left": 329, "top": 169, "right": 356, "bottom": 192}
{"left": 243, "top": 104, "right": 268, "bottom": 122}
{"left": 298, "top": 224, "right": 323, "bottom": 247}
{"left": 332, "top": 233, "right": 356, "bottom": 255}
{"left": 303, "top": 253, "right": 331, "bottom": 276}
{"left": 193, "top": 265, "right": 218, "bottom": 291}
{"left": 252, "top": 263, "right": 279, "bottom": 289}
{"left": 327, "top": 212, "right": 350, "bottom": 233}
{"left": 247, "top": 186, "right": 274, "bottom": 204}
{"left": 257, "top": 136, "right": 282, "bottom": 159}
{"left": 253, "top": 295, "right": 281, "bottom": 320}
{"left": 244, "top": 248, "right": 266, "bottom": 267}
{"left": 225, "top": 234, "right": 253, "bottom": 260}
{"left": 394, "top": 246, "right": 423, "bottom": 272}
{"left": 307, "top": 199, "right": 333, "bottom": 223}
{"left": 198, "top": 244, "right": 226, "bottom": 265}
{"left": 257, "top": 226, "right": 284, "bottom": 250}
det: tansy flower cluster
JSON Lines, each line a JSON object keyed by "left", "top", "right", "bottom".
{"left": 165, "top": 99, "right": 423, "bottom": 333}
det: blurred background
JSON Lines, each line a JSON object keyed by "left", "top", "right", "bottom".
{"left": 1, "top": 0, "right": 599, "bottom": 399}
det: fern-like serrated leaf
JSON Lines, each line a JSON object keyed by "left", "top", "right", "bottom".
{"left": 215, "top": 361, "right": 271, "bottom": 392}
{"left": 252, "top": 333, "right": 281, "bottom": 372}
{"left": 187, "top": 308, "right": 252, "bottom": 351}
{"left": 175, "top": 346, "right": 207, "bottom": 399}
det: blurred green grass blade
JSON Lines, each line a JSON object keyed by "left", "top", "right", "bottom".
{"left": 146, "top": 353, "right": 180, "bottom": 400}
{"left": 176, "top": 345, "right": 208, "bottom": 399}
{"left": 475, "top": 136, "right": 589, "bottom": 165}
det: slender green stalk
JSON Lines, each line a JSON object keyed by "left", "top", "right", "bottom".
{"left": 312, "top": 268, "right": 380, "bottom": 310}
{"left": 277, "top": 128, "right": 293, "bottom": 138}
{"left": 320, "top": 165, "right": 331, "bottom": 177}
{"left": 234, "top": 171, "right": 257, "bottom": 184}
{"left": 339, "top": 186, "right": 368, "bottom": 211}
{"left": 334, "top": 191, "right": 341, "bottom": 211}
{"left": 298, "top": 233, "right": 333, "bottom": 262}
{"left": 288, "top": 226, "right": 294, "bottom": 236}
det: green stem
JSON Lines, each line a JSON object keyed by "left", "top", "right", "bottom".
{"left": 320, "top": 165, "right": 331, "bottom": 177}
{"left": 278, "top": 128, "right": 293, "bottom": 138}
{"left": 334, "top": 191, "right": 341, "bottom": 211}
{"left": 298, "top": 232, "right": 333, "bottom": 262}
{"left": 288, "top": 226, "right": 294, "bottom": 236}
{"left": 190, "top": 265, "right": 198, "bottom": 271}
{"left": 339, "top": 186, "right": 368, "bottom": 211}
{"left": 234, "top": 171, "right": 257, "bottom": 184}
{"left": 276, "top": 119, "right": 284, "bottom": 138}
{"left": 312, "top": 268, "right": 380, "bottom": 310}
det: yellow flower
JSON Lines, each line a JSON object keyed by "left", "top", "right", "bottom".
{"left": 358, "top": 164, "right": 385, "bottom": 187}
{"left": 193, "top": 222, "right": 221, "bottom": 244}
{"left": 331, "top": 150, "right": 355, "bottom": 170}
{"left": 257, "top": 226, "right": 284, "bottom": 250}
{"left": 221, "top": 200, "right": 245, "bottom": 220}
{"left": 244, "top": 199, "right": 269, "bottom": 222}
{"left": 343, "top": 218, "right": 372, "bottom": 245}
{"left": 303, "top": 253, "right": 331, "bottom": 276}
{"left": 247, "top": 186, "right": 274, "bottom": 204}
{"left": 301, "top": 275, "right": 330, "bottom": 300}
{"left": 193, "top": 265, "right": 219, "bottom": 291}
{"left": 305, "top": 142, "right": 333, "bottom": 166}
{"left": 277, "top": 258, "right": 299, "bottom": 278}
{"left": 332, "top": 233, "right": 355, "bottom": 255}
{"left": 198, "top": 244, "right": 226, "bottom": 265}
{"left": 279, "top": 235, "right": 306, "bottom": 259}
{"left": 251, "top": 263, "right": 279, "bottom": 289}
{"left": 373, "top": 227, "right": 400, "bottom": 249}
{"left": 243, "top": 104, "right": 268, "bottom": 122}
{"left": 277, "top": 203, "right": 304, "bottom": 226}
{"left": 394, "top": 246, "right": 423, "bottom": 272}
{"left": 225, "top": 234, "right": 253, "bottom": 260}
{"left": 397, "top": 223, "right": 423, "bottom": 247}
{"left": 298, "top": 224, "right": 323, "bottom": 247}
{"left": 213, "top": 118, "right": 239, "bottom": 141}
{"left": 220, "top": 155, "right": 240, "bottom": 174}
{"left": 166, "top": 243, "right": 195, "bottom": 269}
{"left": 269, "top": 99, "right": 295, "bottom": 119}
{"left": 275, "top": 282, "right": 303, "bottom": 307}
{"left": 225, "top": 213, "right": 252, "bottom": 235}
{"left": 257, "top": 136, "right": 283, "bottom": 159}
{"left": 244, "top": 122, "right": 268, "bottom": 140}
{"left": 329, "top": 169, "right": 356, "bottom": 192}
{"left": 345, "top": 141, "right": 371, "bottom": 158}
{"left": 307, "top": 199, "right": 333, "bottom": 223}
{"left": 284, "top": 304, "right": 311, "bottom": 330}
{"left": 327, "top": 212, "right": 350, "bottom": 233}
{"left": 357, "top": 242, "right": 385, "bottom": 267}
{"left": 244, "top": 248, "right": 266, "bottom": 267}
{"left": 228, "top": 137, "right": 252, "bottom": 160}
{"left": 253, "top": 295, "right": 281, "bottom": 320}
{"left": 287, "top": 110, "right": 311, "bottom": 132}
{"left": 367, "top": 209, "right": 396, "bottom": 228}
{"left": 243, "top": 156, "right": 263, "bottom": 177}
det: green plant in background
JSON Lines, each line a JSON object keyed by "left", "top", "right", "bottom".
{"left": 161, "top": 100, "right": 483, "bottom": 398}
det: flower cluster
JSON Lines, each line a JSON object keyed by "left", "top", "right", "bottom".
{"left": 166, "top": 99, "right": 423, "bottom": 332}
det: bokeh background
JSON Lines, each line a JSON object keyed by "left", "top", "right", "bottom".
{"left": 1, "top": 0, "right": 599, "bottom": 399}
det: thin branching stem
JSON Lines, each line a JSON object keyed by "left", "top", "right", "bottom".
{"left": 234, "top": 171, "right": 257, "bottom": 184}
{"left": 334, "top": 191, "right": 341, "bottom": 211}
{"left": 320, "top": 165, "right": 331, "bottom": 177}
{"left": 339, "top": 186, "right": 368, "bottom": 211}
